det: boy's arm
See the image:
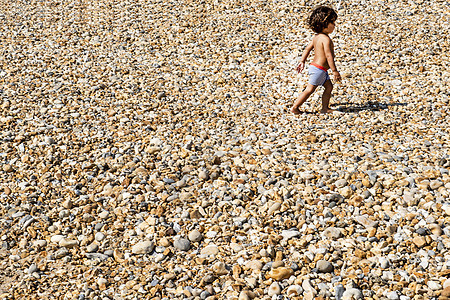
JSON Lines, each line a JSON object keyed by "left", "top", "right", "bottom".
{"left": 296, "top": 41, "right": 314, "bottom": 73}
{"left": 323, "top": 38, "right": 341, "bottom": 82}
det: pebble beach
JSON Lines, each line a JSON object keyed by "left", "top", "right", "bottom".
{"left": 0, "top": 0, "right": 449, "bottom": 299}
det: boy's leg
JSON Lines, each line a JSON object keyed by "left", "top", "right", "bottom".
{"left": 320, "top": 79, "right": 334, "bottom": 113}
{"left": 291, "top": 84, "right": 317, "bottom": 114}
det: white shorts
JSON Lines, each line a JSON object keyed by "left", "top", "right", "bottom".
{"left": 308, "top": 64, "right": 330, "bottom": 86}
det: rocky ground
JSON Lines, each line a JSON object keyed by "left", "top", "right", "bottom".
{"left": 0, "top": 0, "right": 449, "bottom": 299}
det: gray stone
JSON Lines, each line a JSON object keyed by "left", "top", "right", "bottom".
{"left": 95, "top": 232, "right": 105, "bottom": 241}
{"left": 27, "top": 263, "right": 38, "bottom": 274}
{"left": 198, "top": 170, "right": 209, "bottom": 181}
{"left": 335, "top": 284, "right": 345, "bottom": 300}
{"left": 86, "top": 253, "right": 109, "bottom": 261}
{"left": 316, "top": 260, "right": 334, "bottom": 273}
{"left": 54, "top": 248, "right": 69, "bottom": 259}
{"left": 379, "top": 257, "right": 390, "bottom": 269}
{"left": 335, "top": 179, "right": 348, "bottom": 188}
{"left": 86, "top": 243, "right": 99, "bottom": 253}
{"left": 174, "top": 238, "right": 191, "bottom": 251}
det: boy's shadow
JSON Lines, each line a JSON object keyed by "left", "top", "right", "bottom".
{"left": 333, "top": 100, "right": 407, "bottom": 112}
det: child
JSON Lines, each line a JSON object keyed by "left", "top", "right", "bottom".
{"left": 291, "top": 6, "right": 342, "bottom": 114}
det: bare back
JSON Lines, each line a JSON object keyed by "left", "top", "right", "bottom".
{"left": 311, "top": 33, "right": 334, "bottom": 70}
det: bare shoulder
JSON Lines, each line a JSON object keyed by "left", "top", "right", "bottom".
{"left": 317, "top": 33, "right": 332, "bottom": 43}
{"left": 313, "top": 34, "right": 331, "bottom": 47}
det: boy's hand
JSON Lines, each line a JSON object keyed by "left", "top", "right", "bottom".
{"left": 333, "top": 70, "right": 342, "bottom": 82}
{"left": 296, "top": 62, "right": 305, "bottom": 73}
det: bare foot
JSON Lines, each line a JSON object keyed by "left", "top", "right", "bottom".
{"left": 320, "top": 108, "right": 338, "bottom": 114}
{"left": 291, "top": 107, "right": 302, "bottom": 115}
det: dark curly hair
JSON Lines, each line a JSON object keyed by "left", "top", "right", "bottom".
{"left": 307, "top": 6, "right": 338, "bottom": 33}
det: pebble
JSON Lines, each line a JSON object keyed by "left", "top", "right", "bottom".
{"left": 51, "top": 235, "right": 65, "bottom": 244}
{"left": 335, "top": 284, "right": 345, "bottom": 300}
{"left": 413, "top": 236, "right": 427, "bottom": 248}
{"left": 238, "top": 291, "right": 250, "bottom": 300}
{"left": 201, "top": 244, "right": 219, "bottom": 256}
{"left": 286, "top": 285, "right": 303, "bottom": 297}
{"left": 302, "top": 279, "right": 317, "bottom": 295}
{"left": 54, "top": 248, "right": 69, "bottom": 259}
{"left": 442, "top": 287, "right": 450, "bottom": 298}
{"left": 86, "top": 243, "right": 99, "bottom": 253}
{"left": 444, "top": 278, "right": 450, "bottom": 289}
{"left": 198, "top": 170, "right": 209, "bottom": 181}
{"left": 430, "top": 180, "right": 443, "bottom": 189}
{"left": 281, "top": 229, "right": 300, "bottom": 240}
{"left": 354, "top": 216, "right": 377, "bottom": 229}
{"left": 322, "top": 227, "right": 342, "bottom": 239}
{"left": 212, "top": 261, "right": 228, "bottom": 275}
{"left": 427, "top": 280, "right": 442, "bottom": 291}
{"left": 33, "top": 240, "right": 47, "bottom": 248}
{"left": 2, "top": 164, "right": 13, "bottom": 173}
{"left": 132, "top": 241, "right": 155, "bottom": 255}
{"left": 95, "top": 232, "right": 105, "bottom": 242}
{"left": 0, "top": 0, "right": 449, "bottom": 298}
{"left": 342, "top": 288, "right": 363, "bottom": 300}
{"left": 27, "top": 264, "right": 38, "bottom": 274}
{"left": 188, "top": 229, "right": 203, "bottom": 242}
{"left": 316, "top": 260, "right": 334, "bottom": 273}
{"left": 174, "top": 238, "right": 191, "bottom": 251}
{"left": 59, "top": 239, "right": 79, "bottom": 249}
{"left": 86, "top": 253, "right": 109, "bottom": 261}
{"left": 266, "top": 267, "right": 293, "bottom": 280}
{"left": 335, "top": 179, "right": 348, "bottom": 188}
{"left": 267, "top": 202, "right": 281, "bottom": 215}
{"left": 230, "top": 243, "right": 244, "bottom": 253}
{"left": 387, "top": 291, "right": 399, "bottom": 300}
{"left": 199, "top": 291, "right": 210, "bottom": 299}
{"left": 267, "top": 282, "right": 281, "bottom": 296}
{"left": 379, "top": 257, "right": 390, "bottom": 269}
{"left": 154, "top": 253, "right": 165, "bottom": 263}
{"left": 245, "top": 260, "right": 263, "bottom": 271}
{"left": 97, "top": 278, "right": 108, "bottom": 290}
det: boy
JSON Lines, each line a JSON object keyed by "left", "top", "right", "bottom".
{"left": 291, "top": 6, "right": 342, "bottom": 114}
